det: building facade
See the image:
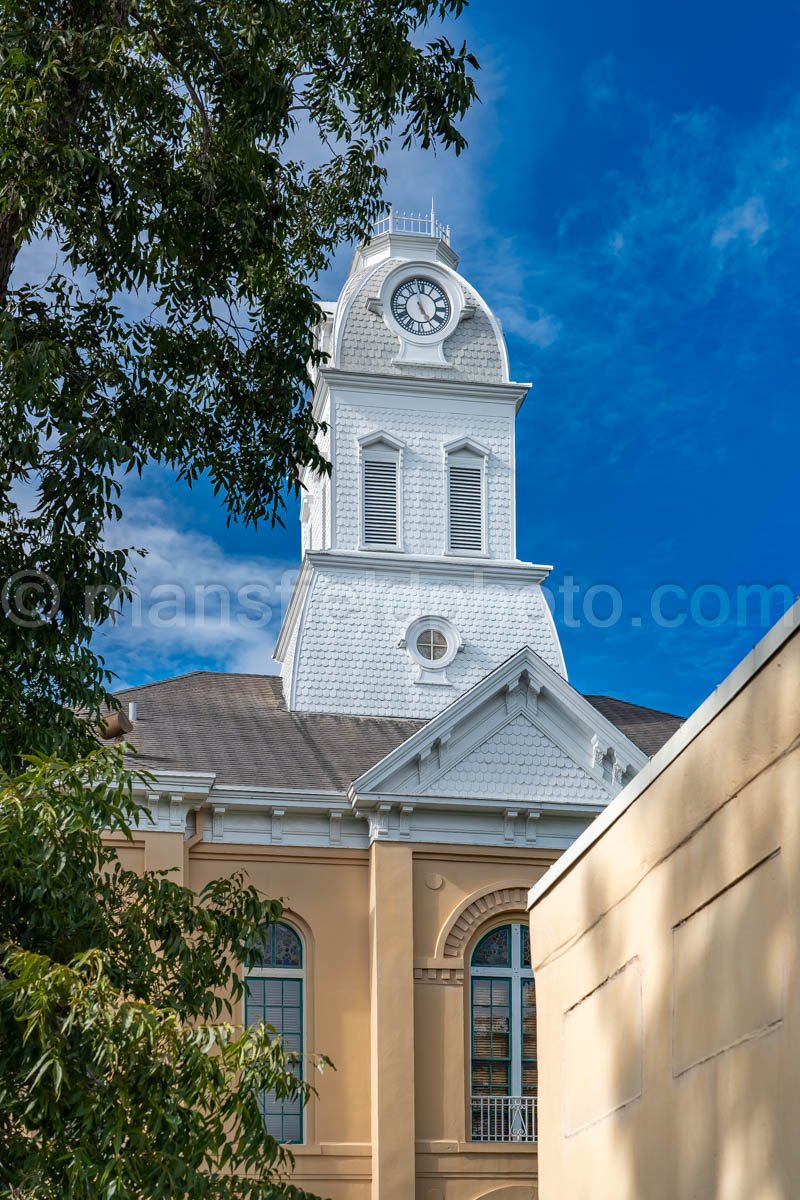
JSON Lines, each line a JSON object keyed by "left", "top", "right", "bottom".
{"left": 527, "top": 602, "right": 800, "bottom": 1200}
{"left": 117, "top": 213, "right": 681, "bottom": 1200}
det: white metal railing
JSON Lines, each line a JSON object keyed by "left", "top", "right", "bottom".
{"left": 372, "top": 204, "right": 450, "bottom": 244}
{"left": 471, "top": 1095, "right": 537, "bottom": 1143}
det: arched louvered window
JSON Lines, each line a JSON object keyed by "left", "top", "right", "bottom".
{"left": 245, "top": 921, "right": 305, "bottom": 1144}
{"left": 447, "top": 444, "right": 486, "bottom": 554}
{"left": 360, "top": 433, "right": 403, "bottom": 549}
{"left": 470, "top": 922, "right": 537, "bottom": 1142}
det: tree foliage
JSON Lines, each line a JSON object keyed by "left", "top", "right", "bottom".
{"left": 0, "top": 748, "right": 329, "bottom": 1198}
{"left": 0, "top": 0, "right": 478, "bottom": 768}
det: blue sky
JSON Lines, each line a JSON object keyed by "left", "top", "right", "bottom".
{"left": 92, "top": 0, "right": 800, "bottom": 717}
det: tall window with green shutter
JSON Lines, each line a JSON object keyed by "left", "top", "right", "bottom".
{"left": 470, "top": 922, "right": 537, "bottom": 1141}
{"left": 245, "top": 921, "right": 305, "bottom": 1144}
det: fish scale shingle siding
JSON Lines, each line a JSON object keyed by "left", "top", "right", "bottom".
{"left": 333, "top": 400, "right": 515, "bottom": 560}
{"left": 338, "top": 260, "right": 505, "bottom": 384}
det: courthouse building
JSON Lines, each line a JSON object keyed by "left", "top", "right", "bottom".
{"left": 113, "top": 213, "right": 681, "bottom": 1200}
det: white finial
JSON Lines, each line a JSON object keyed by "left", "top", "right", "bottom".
{"left": 431, "top": 196, "right": 436, "bottom": 235}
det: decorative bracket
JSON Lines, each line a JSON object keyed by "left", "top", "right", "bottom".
{"left": 591, "top": 735, "right": 610, "bottom": 771}
{"left": 169, "top": 793, "right": 184, "bottom": 830}
{"left": 146, "top": 791, "right": 160, "bottom": 828}
{"left": 211, "top": 805, "right": 226, "bottom": 841}
{"left": 611, "top": 756, "right": 629, "bottom": 787}
{"left": 367, "top": 803, "right": 392, "bottom": 841}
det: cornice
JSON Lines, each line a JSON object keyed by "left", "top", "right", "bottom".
{"left": 133, "top": 790, "right": 598, "bottom": 851}
{"left": 314, "top": 368, "right": 531, "bottom": 419}
{"left": 304, "top": 549, "right": 552, "bottom": 584}
{"left": 348, "top": 791, "right": 605, "bottom": 820}
{"left": 210, "top": 784, "right": 347, "bottom": 807}
{"left": 133, "top": 777, "right": 347, "bottom": 809}
{"left": 350, "top": 231, "right": 461, "bottom": 274}
{"left": 132, "top": 770, "right": 216, "bottom": 798}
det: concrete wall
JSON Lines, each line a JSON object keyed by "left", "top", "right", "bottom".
{"left": 528, "top": 611, "right": 800, "bottom": 1200}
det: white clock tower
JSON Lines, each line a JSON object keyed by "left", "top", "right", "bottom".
{"left": 274, "top": 210, "right": 565, "bottom": 718}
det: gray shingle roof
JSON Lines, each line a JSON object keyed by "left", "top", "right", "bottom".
{"left": 117, "top": 673, "right": 424, "bottom": 791}
{"left": 584, "top": 694, "right": 685, "bottom": 757}
{"left": 116, "top": 673, "right": 683, "bottom": 791}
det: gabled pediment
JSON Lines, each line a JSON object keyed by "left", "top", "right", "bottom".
{"left": 414, "top": 710, "right": 610, "bottom": 804}
{"left": 350, "top": 646, "right": 649, "bottom": 810}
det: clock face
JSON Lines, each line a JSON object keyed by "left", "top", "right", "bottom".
{"left": 390, "top": 277, "right": 451, "bottom": 337}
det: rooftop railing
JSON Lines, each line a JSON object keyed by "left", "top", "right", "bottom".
{"left": 372, "top": 205, "right": 451, "bottom": 245}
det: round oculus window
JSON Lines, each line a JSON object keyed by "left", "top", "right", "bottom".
{"left": 404, "top": 615, "right": 461, "bottom": 676}
{"left": 415, "top": 627, "right": 449, "bottom": 662}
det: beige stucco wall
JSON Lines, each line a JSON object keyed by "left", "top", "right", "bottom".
{"left": 528, "top": 617, "right": 800, "bottom": 1200}
{"left": 116, "top": 823, "right": 559, "bottom": 1200}
{"left": 412, "top": 849, "right": 555, "bottom": 1200}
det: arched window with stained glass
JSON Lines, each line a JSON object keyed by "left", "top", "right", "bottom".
{"left": 245, "top": 920, "right": 305, "bottom": 1144}
{"left": 470, "top": 921, "right": 536, "bottom": 1143}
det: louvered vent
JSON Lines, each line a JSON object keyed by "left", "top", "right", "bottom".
{"left": 448, "top": 462, "right": 483, "bottom": 551}
{"left": 363, "top": 458, "right": 398, "bottom": 545}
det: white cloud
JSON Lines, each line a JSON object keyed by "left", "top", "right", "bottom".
{"left": 94, "top": 494, "right": 297, "bottom": 685}
{"left": 711, "top": 195, "right": 769, "bottom": 248}
{"left": 499, "top": 306, "right": 562, "bottom": 349}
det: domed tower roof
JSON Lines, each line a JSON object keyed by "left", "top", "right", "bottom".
{"left": 321, "top": 207, "right": 510, "bottom": 385}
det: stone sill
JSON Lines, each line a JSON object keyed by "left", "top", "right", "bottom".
{"left": 416, "top": 1139, "right": 537, "bottom": 1155}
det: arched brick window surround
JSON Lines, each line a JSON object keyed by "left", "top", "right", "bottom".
{"left": 435, "top": 882, "right": 532, "bottom": 961}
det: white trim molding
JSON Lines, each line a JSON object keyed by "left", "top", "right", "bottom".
{"left": 303, "top": 549, "right": 552, "bottom": 583}
{"left": 314, "top": 370, "right": 531, "bottom": 421}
